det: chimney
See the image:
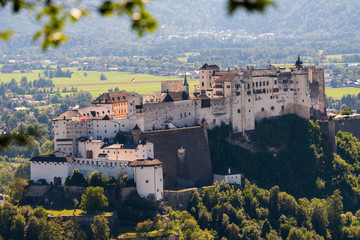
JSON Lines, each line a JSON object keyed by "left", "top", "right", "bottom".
{"left": 228, "top": 168, "right": 231, "bottom": 174}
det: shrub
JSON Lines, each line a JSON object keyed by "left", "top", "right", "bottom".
{"left": 80, "top": 187, "right": 108, "bottom": 214}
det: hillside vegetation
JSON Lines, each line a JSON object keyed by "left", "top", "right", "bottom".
{"left": 209, "top": 115, "right": 360, "bottom": 211}
{"left": 0, "top": 0, "right": 359, "bottom": 58}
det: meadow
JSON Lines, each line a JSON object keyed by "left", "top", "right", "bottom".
{"left": 0, "top": 68, "right": 197, "bottom": 97}
{"left": 325, "top": 87, "right": 360, "bottom": 99}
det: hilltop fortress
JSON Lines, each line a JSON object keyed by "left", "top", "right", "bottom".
{"left": 30, "top": 59, "right": 326, "bottom": 198}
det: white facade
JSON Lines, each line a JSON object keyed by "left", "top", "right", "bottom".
{"left": 31, "top": 140, "right": 156, "bottom": 187}
{"left": 131, "top": 160, "right": 163, "bottom": 201}
{"left": 30, "top": 160, "right": 72, "bottom": 186}
{"left": 214, "top": 174, "right": 241, "bottom": 185}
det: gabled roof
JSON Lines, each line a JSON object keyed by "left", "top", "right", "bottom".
{"left": 102, "top": 115, "right": 111, "bottom": 120}
{"left": 200, "top": 64, "right": 220, "bottom": 70}
{"left": 129, "top": 159, "right": 162, "bottom": 167}
{"left": 214, "top": 166, "right": 241, "bottom": 175}
{"left": 53, "top": 106, "right": 111, "bottom": 120}
{"left": 163, "top": 92, "right": 188, "bottom": 102}
{"left": 213, "top": 71, "right": 228, "bottom": 76}
{"left": 54, "top": 110, "right": 81, "bottom": 120}
{"left": 92, "top": 91, "right": 133, "bottom": 104}
{"left": 214, "top": 72, "right": 239, "bottom": 83}
{"left": 195, "top": 94, "right": 210, "bottom": 100}
{"left": 30, "top": 154, "right": 74, "bottom": 163}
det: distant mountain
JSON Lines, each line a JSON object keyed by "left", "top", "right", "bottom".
{"left": 0, "top": 0, "right": 359, "bottom": 56}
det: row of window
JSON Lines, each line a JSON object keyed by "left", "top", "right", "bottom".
{"left": 180, "top": 112, "right": 191, "bottom": 118}
{"left": 247, "top": 80, "right": 275, "bottom": 90}
{"left": 260, "top": 106, "right": 285, "bottom": 112}
{"left": 76, "top": 159, "right": 130, "bottom": 167}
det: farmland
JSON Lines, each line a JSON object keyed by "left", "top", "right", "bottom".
{"left": 325, "top": 87, "right": 360, "bottom": 99}
{"left": 0, "top": 68, "right": 198, "bottom": 97}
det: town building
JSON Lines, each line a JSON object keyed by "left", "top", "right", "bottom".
{"left": 213, "top": 166, "right": 242, "bottom": 185}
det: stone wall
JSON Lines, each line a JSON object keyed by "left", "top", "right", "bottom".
{"left": 161, "top": 80, "right": 183, "bottom": 93}
{"left": 25, "top": 185, "right": 51, "bottom": 197}
{"left": 164, "top": 186, "right": 212, "bottom": 210}
{"left": 48, "top": 212, "right": 119, "bottom": 231}
{"left": 320, "top": 118, "right": 360, "bottom": 152}
{"left": 142, "top": 126, "right": 213, "bottom": 189}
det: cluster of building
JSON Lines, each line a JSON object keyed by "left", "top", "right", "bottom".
{"left": 30, "top": 58, "right": 325, "bottom": 200}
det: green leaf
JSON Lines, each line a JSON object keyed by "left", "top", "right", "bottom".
{"left": 0, "top": 30, "right": 14, "bottom": 41}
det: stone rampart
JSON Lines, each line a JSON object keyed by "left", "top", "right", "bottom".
{"left": 25, "top": 185, "right": 51, "bottom": 197}
{"left": 320, "top": 117, "right": 360, "bottom": 152}
{"left": 142, "top": 126, "right": 213, "bottom": 189}
{"left": 164, "top": 186, "right": 212, "bottom": 210}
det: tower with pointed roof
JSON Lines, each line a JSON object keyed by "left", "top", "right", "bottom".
{"left": 295, "top": 55, "right": 303, "bottom": 68}
{"left": 183, "top": 73, "right": 189, "bottom": 95}
{"left": 132, "top": 124, "right": 141, "bottom": 144}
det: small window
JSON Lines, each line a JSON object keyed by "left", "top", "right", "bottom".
{"left": 202, "top": 82, "right": 204, "bottom": 86}
{"left": 237, "top": 109, "right": 240, "bottom": 113}
{"left": 146, "top": 180, "right": 149, "bottom": 183}
{"left": 261, "top": 107, "right": 264, "bottom": 112}
{"left": 271, "top": 106, "right": 275, "bottom": 110}
{"left": 248, "top": 99, "right": 250, "bottom": 102}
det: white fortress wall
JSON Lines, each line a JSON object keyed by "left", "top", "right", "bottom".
{"left": 195, "top": 97, "right": 232, "bottom": 129}
{"left": 292, "top": 69, "right": 312, "bottom": 119}
{"left": 70, "top": 159, "right": 134, "bottom": 179}
{"left": 31, "top": 162, "right": 70, "bottom": 185}
{"left": 142, "top": 100, "right": 196, "bottom": 131}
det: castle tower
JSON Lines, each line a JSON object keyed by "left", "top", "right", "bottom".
{"left": 295, "top": 55, "right": 303, "bottom": 68}
{"left": 132, "top": 124, "right": 141, "bottom": 144}
{"left": 183, "top": 73, "right": 189, "bottom": 95}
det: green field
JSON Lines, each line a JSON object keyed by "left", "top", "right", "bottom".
{"left": 46, "top": 208, "right": 112, "bottom": 216}
{"left": 325, "top": 87, "right": 360, "bottom": 99}
{"left": 0, "top": 68, "right": 198, "bottom": 97}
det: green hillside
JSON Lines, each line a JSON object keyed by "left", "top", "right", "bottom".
{"left": 0, "top": 0, "right": 359, "bottom": 57}
{"left": 209, "top": 115, "right": 360, "bottom": 211}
